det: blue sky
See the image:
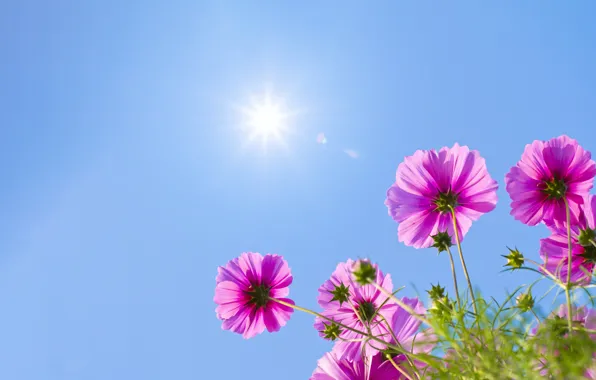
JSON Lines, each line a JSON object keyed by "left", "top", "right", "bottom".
{"left": 2, "top": 1, "right": 596, "bottom": 379}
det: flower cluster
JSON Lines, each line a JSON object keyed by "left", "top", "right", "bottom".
{"left": 312, "top": 260, "right": 432, "bottom": 378}
{"left": 505, "top": 136, "right": 596, "bottom": 284}
{"left": 213, "top": 135, "right": 596, "bottom": 379}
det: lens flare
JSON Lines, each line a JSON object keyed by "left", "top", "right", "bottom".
{"left": 316, "top": 133, "right": 327, "bottom": 144}
{"left": 344, "top": 149, "right": 359, "bottom": 159}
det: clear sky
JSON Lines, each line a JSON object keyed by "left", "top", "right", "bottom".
{"left": 2, "top": 1, "right": 596, "bottom": 379}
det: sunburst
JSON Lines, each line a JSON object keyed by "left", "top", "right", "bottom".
{"left": 240, "top": 92, "right": 292, "bottom": 149}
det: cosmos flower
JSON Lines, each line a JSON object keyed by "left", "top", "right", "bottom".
{"left": 314, "top": 260, "right": 397, "bottom": 360}
{"left": 214, "top": 252, "right": 294, "bottom": 339}
{"left": 310, "top": 351, "right": 410, "bottom": 380}
{"left": 505, "top": 135, "right": 596, "bottom": 228}
{"left": 540, "top": 195, "right": 596, "bottom": 285}
{"left": 385, "top": 143, "right": 498, "bottom": 249}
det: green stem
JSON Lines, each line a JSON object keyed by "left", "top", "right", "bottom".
{"left": 524, "top": 258, "right": 566, "bottom": 288}
{"left": 378, "top": 314, "right": 418, "bottom": 375}
{"left": 347, "top": 298, "right": 370, "bottom": 334}
{"left": 563, "top": 198, "right": 574, "bottom": 332}
{"left": 386, "top": 355, "right": 415, "bottom": 380}
{"left": 371, "top": 283, "right": 430, "bottom": 325}
{"left": 530, "top": 309, "right": 541, "bottom": 324}
{"left": 269, "top": 298, "right": 369, "bottom": 337}
{"left": 446, "top": 246, "right": 461, "bottom": 308}
{"left": 450, "top": 208, "right": 478, "bottom": 316}
{"left": 269, "top": 297, "right": 431, "bottom": 362}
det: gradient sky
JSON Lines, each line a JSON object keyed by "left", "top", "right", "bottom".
{"left": 2, "top": 1, "right": 596, "bottom": 379}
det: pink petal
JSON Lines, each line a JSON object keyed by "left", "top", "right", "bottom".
{"left": 261, "top": 254, "right": 293, "bottom": 290}
{"left": 214, "top": 280, "right": 248, "bottom": 319}
{"left": 264, "top": 299, "right": 294, "bottom": 333}
{"left": 242, "top": 308, "right": 266, "bottom": 339}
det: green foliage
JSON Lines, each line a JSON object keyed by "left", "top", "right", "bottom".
{"left": 387, "top": 288, "right": 596, "bottom": 379}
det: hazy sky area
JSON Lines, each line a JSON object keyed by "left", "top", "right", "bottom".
{"left": 2, "top": 1, "right": 596, "bottom": 379}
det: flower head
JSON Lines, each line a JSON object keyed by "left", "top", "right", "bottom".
{"left": 214, "top": 252, "right": 294, "bottom": 339}
{"left": 540, "top": 195, "right": 596, "bottom": 285}
{"left": 385, "top": 143, "right": 498, "bottom": 248}
{"left": 310, "top": 351, "right": 410, "bottom": 380}
{"left": 314, "top": 260, "right": 396, "bottom": 360}
{"left": 505, "top": 135, "right": 596, "bottom": 228}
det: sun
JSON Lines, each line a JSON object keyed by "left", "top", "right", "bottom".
{"left": 240, "top": 92, "right": 291, "bottom": 148}
{"left": 248, "top": 102, "right": 284, "bottom": 135}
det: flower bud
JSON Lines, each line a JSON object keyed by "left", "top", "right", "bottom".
{"left": 329, "top": 283, "right": 350, "bottom": 306}
{"left": 321, "top": 322, "right": 342, "bottom": 341}
{"left": 502, "top": 247, "right": 524, "bottom": 269}
{"left": 352, "top": 260, "right": 376, "bottom": 286}
{"left": 431, "top": 231, "right": 453, "bottom": 253}
{"left": 427, "top": 283, "right": 446, "bottom": 301}
{"left": 516, "top": 291, "right": 535, "bottom": 312}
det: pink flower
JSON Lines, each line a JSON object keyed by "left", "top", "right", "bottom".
{"left": 385, "top": 143, "right": 498, "bottom": 248}
{"left": 505, "top": 135, "right": 596, "bottom": 228}
{"left": 540, "top": 195, "right": 596, "bottom": 285}
{"left": 310, "top": 351, "right": 409, "bottom": 380}
{"left": 314, "top": 260, "right": 397, "bottom": 360}
{"left": 214, "top": 252, "right": 294, "bottom": 339}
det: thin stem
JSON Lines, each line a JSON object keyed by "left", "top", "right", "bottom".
{"left": 269, "top": 298, "right": 370, "bottom": 337}
{"left": 269, "top": 297, "right": 433, "bottom": 363}
{"left": 525, "top": 258, "right": 566, "bottom": 289}
{"left": 450, "top": 208, "right": 478, "bottom": 316}
{"left": 563, "top": 198, "right": 574, "bottom": 331}
{"left": 369, "top": 287, "right": 405, "bottom": 325}
{"left": 386, "top": 355, "right": 415, "bottom": 380}
{"left": 378, "top": 315, "right": 400, "bottom": 349}
{"left": 347, "top": 298, "right": 371, "bottom": 334}
{"left": 530, "top": 309, "right": 541, "bottom": 324}
{"left": 377, "top": 314, "right": 418, "bottom": 376}
{"left": 446, "top": 246, "right": 461, "bottom": 308}
{"left": 371, "top": 283, "right": 430, "bottom": 325}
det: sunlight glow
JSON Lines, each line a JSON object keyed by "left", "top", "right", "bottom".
{"left": 240, "top": 92, "right": 292, "bottom": 149}
{"left": 248, "top": 102, "right": 284, "bottom": 136}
